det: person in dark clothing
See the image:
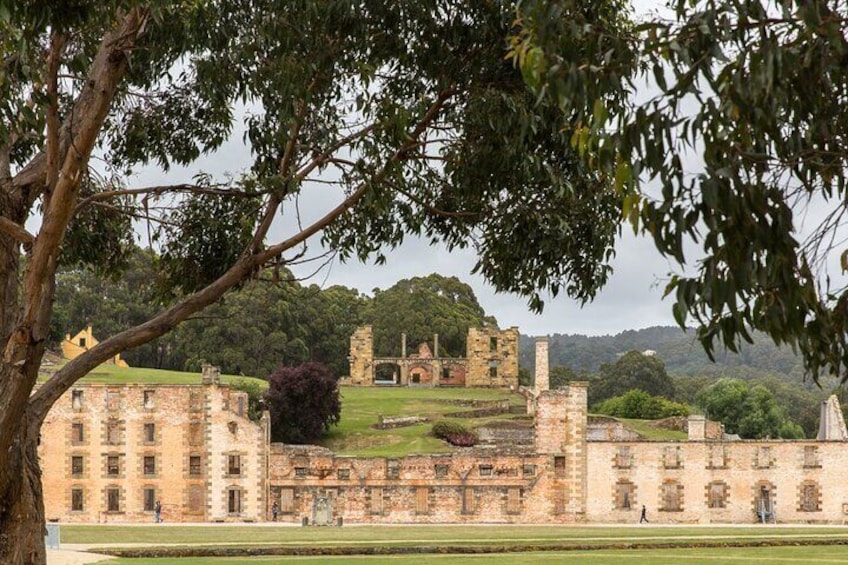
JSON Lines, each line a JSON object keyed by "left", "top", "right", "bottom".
{"left": 154, "top": 500, "right": 162, "bottom": 523}
{"left": 272, "top": 501, "right": 279, "bottom": 521}
{"left": 640, "top": 505, "right": 648, "bottom": 523}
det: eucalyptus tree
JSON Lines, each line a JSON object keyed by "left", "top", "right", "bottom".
{"left": 368, "top": 274, "right": 493, "bottom": 357}
{"left": 0, "top": 2, "right": 624, "bottom": 561}
{"left": 511, "top": 0, "right": 848, "bottom": 381}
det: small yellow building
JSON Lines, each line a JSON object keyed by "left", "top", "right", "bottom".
{"left": 62, "top": 326, "right": 129, "bottom": 368}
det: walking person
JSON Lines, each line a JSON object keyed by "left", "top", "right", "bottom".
{"left": 639, "top": 504, "right": 648, "bottom": 524}
{"left": 154, "top": 500, "right": 162, "bottom": 523}
{"left": 272, "top": 501, "right": 279, "bottom": 522}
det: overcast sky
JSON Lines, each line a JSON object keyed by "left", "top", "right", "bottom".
{"left": 125, "top": 1, "right": 842, "bottom": 339}
{"left": 130, "top": 117, "right": 683, "bottom": 338}
{"left": 126, "top": 2, "right": 691, "bottom": 338}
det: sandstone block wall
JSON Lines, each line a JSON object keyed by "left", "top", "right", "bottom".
{"left": 585, "top": 440, "right": 848, "bottom": 524}
{"left": 534, "top": 338, "right": 549, "bottom": 393}
{"left": 40, "top": 374, "right": 848, "bottom": 526}
{"left": 347, "top": 325, "right": 516, "bottom": 388}
{"left": 268, "top": 446, "right": 584, "bottom": 524}
{"left": 40, "top": 381, "right": 267, "bottom": 523}
{"left": 465, "top": 327, "right": 519, "bottom": 388}
{"left": 348, "top": 325, "right": 374, "bottom": 385}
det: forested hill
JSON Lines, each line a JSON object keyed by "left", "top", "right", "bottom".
{"left": 54, "top": 250, "right": 811, "bottom": 384}
{"left": 519, "top": 326, "right": 807, "bottom": 381}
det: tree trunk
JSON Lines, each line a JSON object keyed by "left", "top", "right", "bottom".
{"left": 0, "top": 412, "right": 46, "bottom": 565}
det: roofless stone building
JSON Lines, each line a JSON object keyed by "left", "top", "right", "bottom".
{"left": 347, "top": 325, "right": 519, "bottom": 388}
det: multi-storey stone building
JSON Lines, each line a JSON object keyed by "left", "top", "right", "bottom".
{"left": 41, "top": 339, "right": 848, "bottom": 525}
{"left": 40, "top": 365, "right": 269, "bottom": 523}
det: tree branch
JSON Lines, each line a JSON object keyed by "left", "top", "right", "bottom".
{"left": 248, "top": 93, "right": 312, "bottom": 254}
{"left": 0, "top": 218, "right": 35, "bottom": 247}
{"left": 29, "top": 86, "right": 456, "bottom": 423}
{"left": 75, "top": 183, "right": 266, "bottom": 212}
{"left": 6, "top": 7, "right": 150, "bottom": 365}
{"left": 44, "top": 31, "right": 66, "bottom": 200}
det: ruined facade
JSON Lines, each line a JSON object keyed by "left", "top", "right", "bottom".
{"left": 346, "top": 325, "right": 519, "bottom": 388}
{"left": 40, "top": 365, "right": 269, "bottom": 523}
{"left": 267, "top": 389, "right": 848, "bottom": 525}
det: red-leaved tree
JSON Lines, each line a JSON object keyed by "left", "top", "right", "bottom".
{"left": 264, "top": 362, "right": 341, "bottom": 444}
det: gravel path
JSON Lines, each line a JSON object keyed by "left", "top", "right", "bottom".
{"left": 47, "top": 549, "right": 115, "bottom": 565}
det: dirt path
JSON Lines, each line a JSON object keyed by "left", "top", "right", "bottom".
{"left": 47, "top": 549, "right": 115, "bottom": 565}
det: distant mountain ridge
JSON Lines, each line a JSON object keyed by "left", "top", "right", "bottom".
{"left": 519, "top": 326, "right": 807, "bottom": 382}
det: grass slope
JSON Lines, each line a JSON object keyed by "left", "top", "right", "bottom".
{"left": 39, "top": 362, "right": 266, "bottom": 387}
{"left": 321, "top": 386, "right": 526, "bottom": 456}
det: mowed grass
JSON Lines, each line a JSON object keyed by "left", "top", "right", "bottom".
{"left": 105, "top": 546, "right": 848, "bottom": 565}
{"left": 38, "top": 362, "right": 267, "bottom": 387}
{"left": 322, "top": 386, "right": 526, "bottom": 456}
{"left": 617, "top": 418, "right": 688, "bottom": 441}
{"left": 62, "top": 524, "right": 848, "bottom": 547}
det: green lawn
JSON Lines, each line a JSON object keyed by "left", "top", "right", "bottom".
{"left": 62, "top": 524, "right": 848, "bottom": 546}
{"left": 39, "top": 362, "right": 266, "bottom": 387}
{"left": 617, "top": 418, "right": 688, "bottom": 441}
{"left": 322, "top": 386, "right": 526, "bottom": 456}
{"left": 105, "top": 546, "right": 848, "bottom": 565}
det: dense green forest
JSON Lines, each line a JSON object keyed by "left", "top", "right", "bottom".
{"left": 55, "top": 255, "right": 845, "bottom": 438}
{"left": 52, "top": 249, "right": 492, "bottom": 378}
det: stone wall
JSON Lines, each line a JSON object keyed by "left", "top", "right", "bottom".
{"left": 465, "top": 327, "right": 519, "bottom": 388}
{"left": 268, "top": 446, "right": 582, "bottom": 524}
{"left": 587, "top": 416, "right": 642, "bottom": 441}
{"left": 585, "top": 440, "right": 848, "bottom": 524}
{"left": 40, "top": 373, "right": 848, "bottom": 526}
{"left": 40, "top": 379, "right": 268, "bottom": 523}
{"left": 534, "top": 338, "right": 549, "bottom": 393}
{"left": 477, "top": 423, "right": 534, "bottom": 447}
{"left": 347, "top": 325, "right": 516, "bottom": 389}
{"left": 347, "top": 325, "right": 374, "bottom": 385}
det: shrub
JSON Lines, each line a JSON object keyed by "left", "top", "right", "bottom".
{"left": 593, "top": 389, "right": 691, "bottom": 420}
{"left": 264, "top": 362, "right": 341, "bottom": 444}
{"left": 432, "top": 420, "right": 469, "bottom": 439}
{"left": 432, "top": 420, "right": 478, "bottom": 447}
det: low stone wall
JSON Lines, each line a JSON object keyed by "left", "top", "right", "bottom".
{"left": 477, "top": 423, "right": 534, "bottom": 447}
{"left": 376, "top": 415, "right": 430, "bottom": 429}
{"left": 587, "top": 416, "right": 641, "bottom": 441}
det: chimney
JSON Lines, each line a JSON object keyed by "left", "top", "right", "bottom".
{"left": 434, "top": 333, "right": 439, "bottom": 358}
{"left": 687, "top": 415, "right": 706, "bottom": 441}
{"left": 534, "top": 337, "right": 549, "bottom": 392}
{"left": 201, "top": 363, "right": 221, "bottom": 385}
{"left": 401, "top": 332, "right": 407, "bottom": 359}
